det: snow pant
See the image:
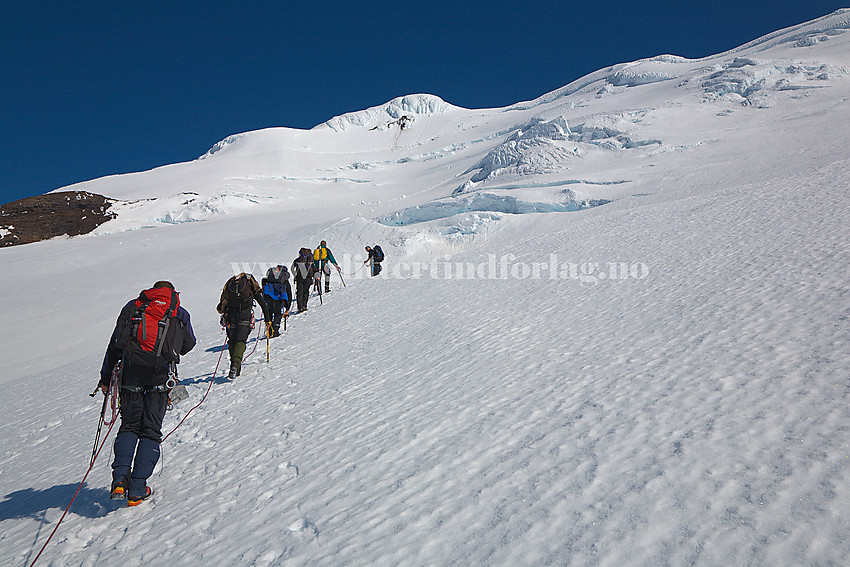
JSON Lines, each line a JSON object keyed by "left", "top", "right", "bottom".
{"left": 371, "top": 261, "right": 382, "bottom": 277}
{"left": 295, "top": 278, "right": 310, "bottom": 312}
{"left": 316, "top": 262, "right": 332, "bottom": 292}
{"left": 264, "top": 296, "right": 283, "bottom": 333}
{"left": 112, "top": 388, "right": 167, "bottom": 499}
{"left": 225, "top": 308, "right": 254, "bottom": 374}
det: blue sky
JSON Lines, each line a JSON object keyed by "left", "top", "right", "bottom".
{"left": 1, "top": 1, "right": 846, "bottom": 205}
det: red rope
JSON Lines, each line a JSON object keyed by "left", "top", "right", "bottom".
{"left": 162, "top": 339, "right": 226, "bottom": 443}
{"left": 29, "top": 384, "right": 119, "bottom": 567}
{"left": 242, "top": 317, "right": 263, "bottom": 362}
{"left": 31, "top": 339, "right": 227, "bottom": 565}
{"left": 37, "top": 298, "right": 281, "bottom": 563}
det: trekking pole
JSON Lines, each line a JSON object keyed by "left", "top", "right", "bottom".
{"left": 337, "top": 266, "right": 346, "bottom": 287}
{"left": 91, "top": 361, "right": 121, "bottom": 465}
{"left": 90, "top": 390, "right": 109, "bottom": 466}
{"left": 266, "top": 323, "right": 270, "bottom": 363}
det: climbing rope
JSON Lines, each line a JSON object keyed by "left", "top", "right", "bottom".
{"left": 29, "top": 368, "right": 121, "bottom": 567}
{"left": 31, "top": 337, "right": 227, "bottom": 565}
{"left": 242, "top": 314, "right": 264, "bottom": 362}
{"left": 34, "top": 305, "right": 280, "bottom": 563}
{"left": 341, "top": 263, "right": 367, "bottom": 277}
{"left": 162, "top": 337, "right": 227, "bottom": 443}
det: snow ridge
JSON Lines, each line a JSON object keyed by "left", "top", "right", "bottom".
{"left": 199, "top": 133, "right": 246, "bottom": 159}
{"left": 321, "top": 94, "right": 459, "bottom": 132}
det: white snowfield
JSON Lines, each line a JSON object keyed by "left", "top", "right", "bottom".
{"left": 1, "top": 9, "right": 850, "bottom": 566}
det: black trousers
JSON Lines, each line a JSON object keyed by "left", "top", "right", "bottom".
{"left": 295, "top": 278, "right": 310, "bottom": 311}
{"left": 225, "top": 307, "right": 254, "bottom": 346}
{"left": 118, "top": 388, "right": 169, "bottom": 442}
{"left": 265, "top": 297, "right": 282, "bottom": 330}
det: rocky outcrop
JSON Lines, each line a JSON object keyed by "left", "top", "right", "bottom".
{"left": 0, "top": 191, "right": 115, "bottom": 247}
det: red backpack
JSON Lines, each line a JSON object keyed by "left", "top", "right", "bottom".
{"left": 116, "top": 287, "right": 184, "bottom": 367}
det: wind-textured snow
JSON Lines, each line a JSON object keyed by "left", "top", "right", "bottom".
{"left": 2, "top": 9, "right": 850, "bottom": 567}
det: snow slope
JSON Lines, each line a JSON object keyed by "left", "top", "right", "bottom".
{"left": 1, "top": 9, "right": 850, "bottom": 566}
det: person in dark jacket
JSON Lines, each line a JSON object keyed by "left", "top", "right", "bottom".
{"left": 364, "top": 246, "right": 383, "bottom": 277}
{"left": 217, "top": 272, "right": 270, "bottom": 379}
{"left": 291, "top": 248, "right": 316, "bottom": 313}
{"left": 262, "top": 265, "right": 292, "bottom": 337}
{"left": 98, "top": 280, "right": 196, "bottom": 507}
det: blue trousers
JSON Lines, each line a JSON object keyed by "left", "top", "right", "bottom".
{"left": 112, "top": 389, "right": 167, "bottom": 499}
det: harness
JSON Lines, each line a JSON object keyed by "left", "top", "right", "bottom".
{"left": 120, "top": 363, "right": 180, "bottom": 393}
{"left": 122, "top": 384, "right": 172, "bottom": 393}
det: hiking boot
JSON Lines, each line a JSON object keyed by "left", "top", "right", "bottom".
{"left": 325, "top": 287, "right": 331, "bottom": 293}
{"left": 127, "top": 487, "right": 152, "bottom": 507}
{"left": 228, "top": 365, "right": 238, "bottom": 380}
{"left": 110, "top": 475, "right": 129, "bottom": 500}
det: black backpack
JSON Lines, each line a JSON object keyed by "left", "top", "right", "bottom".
{"left": 294, "top": 250, "right": 314, "bottom": 279}
{"left": 267, "top": 265, "right": 289, "bottom": 283}
{"left": 373, "top": 245, "right": 385, "bottom": 262}
{"left": 225, "top": 275, "right": 254, "bottom": 313}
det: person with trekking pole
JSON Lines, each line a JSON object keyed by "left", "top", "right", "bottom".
{"left": 291, "top": 247, "right": 316, "bottom": 313}
{"left": 97, "top": 281, "right": 196, "bottom": 507}
{"left": 262, "top": 264, "right": 292, "bottom": 338}
{"left": 313, "top": 240, "right": 341, "bottom": 294}
{"left": 217, "top": 272, "right": 270, "bottom": 380}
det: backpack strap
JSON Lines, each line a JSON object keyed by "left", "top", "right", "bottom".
{"left": 136, "top": 300, "right": 151, "bottom": 343}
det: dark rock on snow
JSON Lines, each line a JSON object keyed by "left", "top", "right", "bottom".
{"left": 0, "top": 191, "right": 115, "bottom": 247}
